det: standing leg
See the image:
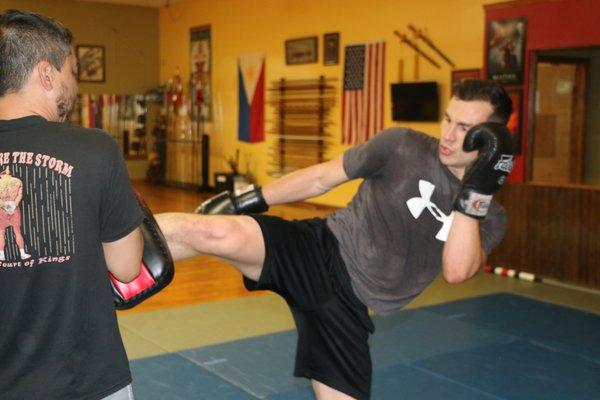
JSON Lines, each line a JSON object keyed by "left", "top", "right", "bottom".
{"left": 12, "top": 224, "right": 30, "bottom": 259}
{"left": 312, "top": 380, "right": 357, "bottom": 400}
{"left": 0, "top": 228, "right": 5, "bottom": 261}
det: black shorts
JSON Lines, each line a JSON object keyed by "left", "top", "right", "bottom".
{"left": 244, "top": 215, "right": 375, "bottom": 399}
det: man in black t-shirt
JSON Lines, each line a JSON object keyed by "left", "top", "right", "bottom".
{"left": 0, "top": 10, "right": 144, "bottom": 400}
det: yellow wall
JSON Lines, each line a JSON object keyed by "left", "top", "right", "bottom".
{"left": 1, "top": 0, "right": 160, "bottom": 95}
{"left": 160, "top": 0, "right": 495, "bottom": 207}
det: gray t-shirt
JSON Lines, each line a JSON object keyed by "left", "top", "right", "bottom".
{"left": 326, "top": 128, "right": 507, "bottom": 315}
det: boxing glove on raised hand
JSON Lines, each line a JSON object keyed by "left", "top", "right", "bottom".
{"left": 110, "top": 191, "right": 175, "bottom": 310}
{"left": 195, "top": 187, "right": 269, "bottom": 215}
{"left": 453, "top": 122, "right": 515, "bottom": 219}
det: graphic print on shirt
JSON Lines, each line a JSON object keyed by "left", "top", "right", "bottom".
{"left": 0, "top": 152, "right": 74, "bottom": 268}
{"left": 406, "top": 179, "right": 454, "bottom": 242}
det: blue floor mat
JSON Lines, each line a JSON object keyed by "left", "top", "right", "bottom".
{"left": 130, "top": 353, "right": 255, "bottom": 400}
{"left": 130, "top": 293, "right": 600, "bottom": 399}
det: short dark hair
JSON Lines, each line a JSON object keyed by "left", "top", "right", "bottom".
{"left": 453, "top": 79, "right": 513, "bottom": 124}
{"left": 0, "top": 9, "right": 73, "bottom": 96}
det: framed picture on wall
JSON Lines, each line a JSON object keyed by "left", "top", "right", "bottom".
{"left": 323, "top": 32, "right": 340, "bottom": 65}
{"left": 76, "top": 45, "right": 105, "bottom": 82}
{"left": 285, "top": 36, "right": 318, "bottom": 65}
{"left": 450, "top": 69, "right": 481, "bottom": 95}
{"left": 506, "top": 88, "right": 523, "bottom": 154}
{"left": 486, "top": 18, "right": 527, "bottom": 84}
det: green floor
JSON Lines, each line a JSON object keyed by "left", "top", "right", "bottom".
{"left": 118, "top": 272, "right": 600, "bottom": 362}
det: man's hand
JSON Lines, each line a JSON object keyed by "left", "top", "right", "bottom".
{"left": 453, "top": 122, "right": 515, "bottom": 219}
{"left": 2, "top": 200, "right": 16, "bottom": 214}
{"left": 195, "top": 187, "right": 269, "bottom": 215}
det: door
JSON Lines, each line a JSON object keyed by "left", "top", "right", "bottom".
{"left": 531, "top": 58, "right": 587, "bottom": 184}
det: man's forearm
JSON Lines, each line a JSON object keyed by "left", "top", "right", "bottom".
{"left": 262, "top": 155, "right": 348, "bottom": 206}
{"left": 262, "top": 164, "right": 326, "bottom": 205}
{"left": 442, "top": 212, "right": 485, "bottom": 284}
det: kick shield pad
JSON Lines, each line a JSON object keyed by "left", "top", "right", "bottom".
{"left": 110, "top": 192, "right": 175, "bottom": 310}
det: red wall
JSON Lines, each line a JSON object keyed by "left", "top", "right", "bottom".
{"left": 485, "top": 0, "right": 600, "bottom": 182}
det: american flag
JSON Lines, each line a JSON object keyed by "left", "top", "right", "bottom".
{"left": 342, "top": 41, "right": 386, "bottom": 145}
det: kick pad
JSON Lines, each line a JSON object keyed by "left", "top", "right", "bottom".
{"left": 110, "top": 263, "right": 155, "bottom": 301}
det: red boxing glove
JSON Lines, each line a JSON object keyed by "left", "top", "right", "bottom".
{"left": 110, "top": 191, "right": 174, "bottom": 310}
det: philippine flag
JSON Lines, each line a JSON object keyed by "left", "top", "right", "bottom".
{"left": 238, "top": 53, "right": 265, "bottom": 142}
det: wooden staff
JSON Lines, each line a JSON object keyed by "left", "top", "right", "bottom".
{"left": 268, "top": 96, "right": 336, "bottom": 102}
{"left": 269, "top": 128, "right": 331, "bottom": 141}
{"left": 269, "top": 153, "right": 322, "bottom": 162}
{"left": 270, "top": 135, "right": 331, "bottom": 141}
{"left": 273, "top": 131, "right": 328, "bottom": 138}
{"left": 267, "top": 101, "right": 336, "bottom": 108}
{"left": 271, "top": 139, "right": 328, "bottom": 147}
{"left": 393, "top": 30, "right": 440, "bottom": 69}
{"left": 272, "top": 114, "right": 333, "bottom": 120}
{"left": 272, "top": 124, "right": 332, "bottom": 130}
{"left": 270, "top": 155, "right": 321, "bottom": 163}
{"left": 271, "top": 146, "right": 329, "bottom": 155}
{"left": 268, "top": 85, "right": 336, "bottom": 92}
{"left": 270, "top": 110, "right": 332, "bottom": 116}
{"left": 271, "top": 145, "right": 329, "bottom": 153}
{"left": 270, "top": 147, "right": 324, "bottom": 155}
{"left": 268, "top": 160, "right": 315, "bottom": 169}
{"left": 270, "top": 78, "right": 337, "bottom": 88}
{"left": 408, "top": 24, "right": 455, "bottom": 68}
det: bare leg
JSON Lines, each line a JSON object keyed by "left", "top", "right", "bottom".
{"left": 312, "top": 380, "right": 356, "bottom": 400}
{"left": 0, "top": 229, "right": 5, "bottom": 260}
{"left": 155, "top": 213, "right": 265, "bottom": 281}
{"left": 13, "top": 225, "right": 25, "bottom": 248}
{"left": 12, "top": 225, "right": 30, "bottom": 259}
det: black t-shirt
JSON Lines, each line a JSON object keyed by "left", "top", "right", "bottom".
{"left": 0, "top": 116, "right": 143, "bottom": 400}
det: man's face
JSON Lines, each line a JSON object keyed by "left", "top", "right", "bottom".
{"left": 53, "top": 52, "right": 79, "bottom": 122}
{"left": 438, "top": 98, "right": 494, "bottom": 177}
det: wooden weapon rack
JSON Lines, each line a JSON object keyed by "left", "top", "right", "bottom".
{"left": 268, "top": 76, "right": 336, "bottom": 176}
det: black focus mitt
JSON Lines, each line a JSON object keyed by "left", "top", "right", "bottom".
{"left": 110, "top": 191, "right": 174, "bottom": 310}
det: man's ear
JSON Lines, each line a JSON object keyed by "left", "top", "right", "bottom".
{"left": 36, "top": 62, "right": 54, "bottom": 91}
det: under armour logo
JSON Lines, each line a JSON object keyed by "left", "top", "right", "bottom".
{"left": 494, "top": 154, "right": 514, "bottom": 173}
{"left": 406, "top": 180, "right": 454, "bottom": 242}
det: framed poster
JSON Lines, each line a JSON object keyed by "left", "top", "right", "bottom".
{"left": 486, "top": 18, "right": 527, "bottom": 84}
{"left": 450, "top": 69, "right": 481, "bottom": 95}
{"left": 506, "top": 88, "right": 522, "bottom": 154}
{"left": 76, "top": 45, "right": 105, "bottom": 82}
{"left": 285, "top": 36, "right": 318, "bottom": 65}
{"left": 323, "top": 32, "right": 340, "bottom": 65}
{"left": 190, "top": 25, "right": 212, "bottom": 122}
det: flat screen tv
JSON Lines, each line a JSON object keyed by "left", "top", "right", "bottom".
{"left": 391, "top": 82, "right": 439, "bottom": 122}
